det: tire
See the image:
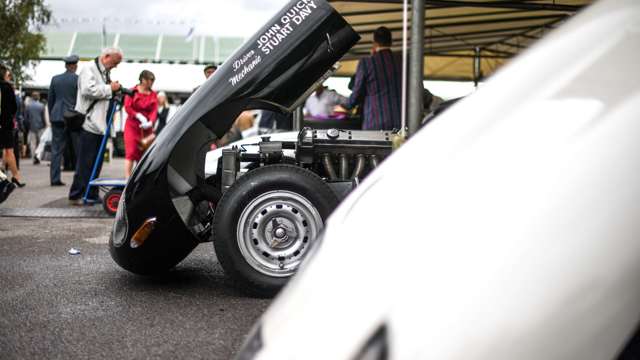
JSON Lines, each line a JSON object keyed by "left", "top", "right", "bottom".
{"left": 103, "top": 188, "right": 123, "bottom": 217}
{"left": 212, "top": 164, "right": 338, "bottom": 297}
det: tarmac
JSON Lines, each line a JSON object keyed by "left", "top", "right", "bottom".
{"left": 0, "top": 157, "right": 270, "bottom": 359}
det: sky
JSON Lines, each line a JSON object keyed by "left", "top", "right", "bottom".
{"left": 43, "top": 0, "right": 290, "bottom": 37}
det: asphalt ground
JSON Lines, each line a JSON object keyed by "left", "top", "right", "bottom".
{"left": 0, "top": 156, "right": 270, "bottom": 359}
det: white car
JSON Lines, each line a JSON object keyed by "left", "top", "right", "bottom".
{"left": 236, "top": 0, "right": 640, "bottom": 359}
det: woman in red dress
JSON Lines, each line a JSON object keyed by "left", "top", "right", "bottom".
{"left": 124, "top": 70, "right": 157, "bottom": 178}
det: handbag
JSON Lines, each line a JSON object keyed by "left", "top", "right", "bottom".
{"left": 63, "top": 100, "right": 98, "bottom": 132}
{"left": 137, "top": 129, "right": 156, "bottom": 153}
{"left": 63, "top": 57, "right": 104, "bottom": 132}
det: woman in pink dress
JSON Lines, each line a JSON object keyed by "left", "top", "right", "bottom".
{"left": 123, "top": 70, "right": 157, "bottom": 178}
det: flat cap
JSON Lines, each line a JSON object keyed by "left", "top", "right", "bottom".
{"left": 63, "top": 55, "right": 79, "bottom": 64}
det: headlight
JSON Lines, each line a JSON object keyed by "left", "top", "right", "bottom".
{"left": 235, "top": 324, "right": 263, "bottom": 360}
{"left": 353, "top": 325, "right": 389, "bottom": 360}
{"left": 111, "top": 195, "right": 129, "bottom": 247}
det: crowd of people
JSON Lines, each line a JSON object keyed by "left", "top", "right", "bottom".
{"left": 0, "top": 25, "right": 437, "bottom": 207}
{"left": 0, "top": 49, "right": 229, "bottom": 206}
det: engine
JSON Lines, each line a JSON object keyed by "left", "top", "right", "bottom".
{"left": 220, "top": 128, "right": 394, "bottom": 199}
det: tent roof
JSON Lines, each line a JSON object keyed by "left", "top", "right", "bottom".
{"left": 329, "top": 0, "right": 592, "bottom": 81}
{"left": 40, "top": 1, "right": 593, "bottom": 81}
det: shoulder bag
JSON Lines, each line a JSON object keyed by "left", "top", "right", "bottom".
{"left": 63, "top": 58, "right": 103, "bottom": 132}
{"left": 63, "top": 99, "right": 99, "bottom": 132}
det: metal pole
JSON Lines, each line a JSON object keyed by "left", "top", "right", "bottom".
{"left": 83, "top": 100, "right": 117, "bottom": 204}
{"left": 292, "top": 106, "right": 304, "bottom": 131}
{"left": 474, "top": 46, "right": 481, "bottom": 88}
{"left": 400, "top": 0, "right": 408, "bottom": 138}
{"left": 408, "top": 0, "right": 425, "bottom": 137}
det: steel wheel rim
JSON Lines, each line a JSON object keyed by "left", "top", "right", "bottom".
{"left": 237, "top": 190, "right": 323, "bottom": 277}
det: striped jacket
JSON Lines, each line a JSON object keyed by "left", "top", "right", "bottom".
{"left": 347, "top": 49, "right": 403, "bottom": 131}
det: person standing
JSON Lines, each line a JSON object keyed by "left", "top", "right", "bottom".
{"left": 346, "top": 26, "right": 404, "bottom": 131}
{"left": 48, "top": 55, "right": 79, "bottom": 186}
{"left": 304, "top": 85, "right": 347, "bottom": 118}
{"left": 24, "top": 91, "right": 47, "bottom": 164}
{"left": 15, "top": 91, "right": 26, "bottom": 161}
{"left": 0, "top": 65, "right": 24, "bottom": 187}
{"left": 69, "top": 48, "right": 123, "bottom": 205}
{"left": 123, "top": 70, "right": 157, "bottom": 178}
{"left": 155, "top": 91, "right": 169, "bottom": 136}
{"left": 191, "top": 64, "right": 217, "bottom": 95}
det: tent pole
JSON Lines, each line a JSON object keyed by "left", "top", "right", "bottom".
{"left": 400, "top": 0, "right": 408, "bottom": 138}
{"left": 408, "top": 0, "right": 425, "bottom": 137}
{"left": 474, "top": 46, "right": 481, "bottom": 88}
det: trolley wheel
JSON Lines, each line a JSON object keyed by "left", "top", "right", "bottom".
{"left": 103, "top": 188, "right": 123, "bottom": 216}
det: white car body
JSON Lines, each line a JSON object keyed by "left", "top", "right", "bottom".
{"left": 238, "top": 0, "right": 640, "bottom": 359}
{"left": 204, "top": 132, "right": 298, "bottom": 178}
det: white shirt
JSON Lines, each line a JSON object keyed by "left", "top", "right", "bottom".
{"left": 304, "top": 89, "right": 347, "bottom": 117}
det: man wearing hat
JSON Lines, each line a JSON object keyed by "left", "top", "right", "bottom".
{"left": 47, "top": 54, "right": 79, "bottom": 186}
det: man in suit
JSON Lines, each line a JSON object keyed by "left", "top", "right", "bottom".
{"left": 48, "top": 55, "right": 79, "bottom": 186}
{"left": 69, "top": 48, "right": 122, "bottom": 204}
{"left": 24, "top": 91, "right": 47, "bottom": 165}
{"left": 346, "top": 26, "right": 404, "bottom": 131}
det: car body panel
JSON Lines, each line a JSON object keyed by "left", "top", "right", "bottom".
{"left": 242, "top": 0, "right": 640, "bottom": 358}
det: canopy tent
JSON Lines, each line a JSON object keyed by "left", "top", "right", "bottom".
{"left": 329, "top": 0, "right": 592, "bottom": 81}
{"left": 39, "top": 1, "right": 592, "bottom": 81}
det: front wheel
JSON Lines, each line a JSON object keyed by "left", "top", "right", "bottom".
{"left": 212, "top": 164, "right": 338, "bottom": 297}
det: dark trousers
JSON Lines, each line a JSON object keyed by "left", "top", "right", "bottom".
{"left": 50, "top": 122, "right": 66, "bottom": 184}
{"left": 69, "top": 130, "right": 103, "bottom": 201}
{"left": 64, "top": 127, "right": 78, "bottom": 171}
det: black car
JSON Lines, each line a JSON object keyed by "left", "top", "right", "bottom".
{"left": 110, "top": 0, "right": 398, "bottom": 297}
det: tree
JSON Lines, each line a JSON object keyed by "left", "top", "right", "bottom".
{"left": 0, "top": 0, "right": 51, "bottom": 85}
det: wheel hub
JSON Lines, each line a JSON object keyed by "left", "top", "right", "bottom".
{"left": 237, "top": 191, "right": 323, "bottom": 277}
{"left": 264, "top": 217, "right": 298, "bottom": 249}
{"left": 274, "top": 227, "right": 286, "bottom": 239}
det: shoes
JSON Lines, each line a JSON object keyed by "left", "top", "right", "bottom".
{"left": 51, "top": 181, "right": 66, "bottom": 186}
{"left": 11, "top": 178, "right": 26, "bottom": 188}
{"left": 33, "top": 158, "right": 40, "bottom": 165}
{"left": 84, "top": 198, "right": 101, "bottom": 205}
{"left": 68, "top": 198, "right": 83, "bottom": 206}
{"left": 68, "top": 198, "right": 100, "bottom": 206}
{"left": 0, "top": 180, "right": 16, "bottom": 204}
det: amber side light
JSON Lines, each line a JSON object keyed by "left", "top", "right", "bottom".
{"left": 130, "top": 218, "right": 157, "bottom": 249}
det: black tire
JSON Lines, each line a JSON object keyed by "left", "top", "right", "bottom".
{"left": 212, "top": 164, "right": 338, "bottom": 297}
{"left": 103, "top": 188, "right": 123, "bottom": 217}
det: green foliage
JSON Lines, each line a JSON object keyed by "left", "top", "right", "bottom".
{"left": 0, "top": 0, "right": 51, "bottom": 85}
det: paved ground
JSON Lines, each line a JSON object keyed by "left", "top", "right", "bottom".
{"left": 0, "top": 158, "right": 271, "bottom": 359}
